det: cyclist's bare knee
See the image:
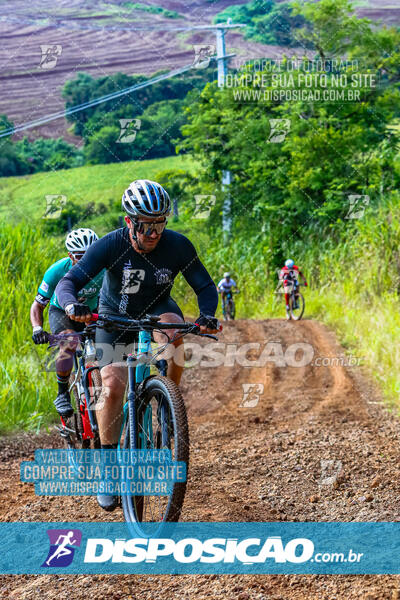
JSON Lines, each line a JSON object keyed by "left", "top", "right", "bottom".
{"left": 100, "top": 364, "right": 127, "bottom": 401}
{"left": 153, "top": 312, "right": 184, "bottom": 347}
{"left": 152, "top": 313, "right": 184, "bottom": 384}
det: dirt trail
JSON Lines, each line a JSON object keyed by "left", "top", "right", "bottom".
{"left": 1, "top": 318, "right": 400, "bottom": 599}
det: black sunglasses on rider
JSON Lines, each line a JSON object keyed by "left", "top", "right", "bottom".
{"left": 71, "top": 252, "right": 85, "bottom": 260}
{"left": 134, "top": 218, "right": 167, "bottom": 236}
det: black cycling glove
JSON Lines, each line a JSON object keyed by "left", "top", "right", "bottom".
{"left": 65, "top": 303, "right": 92, "bottom": 319}
{"left": 32, "top": 328, "right": 50, "bottom": 345}
{"left": 195, "top": 314, "right": 219, "bottom": 330}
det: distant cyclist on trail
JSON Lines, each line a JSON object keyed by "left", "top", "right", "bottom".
{"left": 278, "top": 259, "right": 308, "bottom": 320}
{"left": 217, "top": 272, "right": 239, "bottom": 320}
{"left": 217, "top": 272, "right": 239, "bottom": 300}
{"left": 55, "top": 179, "right": 219, "bottom": 511}
{"left": 30, "top": 228, "right": 104, "bottom": 418}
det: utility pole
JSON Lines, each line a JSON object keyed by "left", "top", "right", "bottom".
{"left": 215, "top": 25, "right": 235, "bottom": 241}
{"left": 172, "top": 23, "right": 245, "bottom": 234}
{"left": 173, "top": 197, "right": 179, "bottom": 219}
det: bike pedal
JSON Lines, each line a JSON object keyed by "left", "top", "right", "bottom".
{"left": 55, "top": 422, "right": 76, "bottom": 436}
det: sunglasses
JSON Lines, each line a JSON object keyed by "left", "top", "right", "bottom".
{"left": 134, "top": 219, "right": 167, "bottom": 236}
{"left": 72, "top": 252, "right": 85, "bottom": 260}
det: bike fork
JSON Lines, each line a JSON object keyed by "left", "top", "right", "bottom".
{"left": 127, "top": 355, "right": 137, "bottom": 450}
{"left": 120, "top": 331, "right": 152, "bottom": 450}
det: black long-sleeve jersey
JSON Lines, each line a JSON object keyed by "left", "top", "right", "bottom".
{"left": 55, "top": 227, "right": 218, "bottom": 318}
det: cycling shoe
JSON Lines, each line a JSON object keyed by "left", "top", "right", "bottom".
{"left": 54, "top": 391, "right": 73, "bottom": 418}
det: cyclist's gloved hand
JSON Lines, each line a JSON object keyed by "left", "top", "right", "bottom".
{"left": 32, "top": 327, "right": 50, "bottom": 345}
{"left": 195, "top": 314, "right": 220, "bottom": 332}
{"left": 65, "top": 302, "right": 92, "bottom": 322}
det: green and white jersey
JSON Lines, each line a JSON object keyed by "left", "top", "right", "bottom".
{"left": 36, "top": 257, "right": 105, "bottom": 311}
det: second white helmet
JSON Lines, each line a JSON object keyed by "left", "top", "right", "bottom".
{"left": 65, "top": 228, "right": 98, "bottom": 252}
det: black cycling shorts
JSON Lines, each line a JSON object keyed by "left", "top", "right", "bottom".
{"left": 95, "top": 296, "right": 183, "bottom": 367}
{"left": 48, "top": 305, "right": 86, "bottom": 335}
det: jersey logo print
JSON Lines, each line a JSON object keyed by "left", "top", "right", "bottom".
{"left": 79, "top": 286, "right": 98, "bottom": 298}
{"left": 121, "top": 269, "right": 145, "bottom": 294}
{"left": 154, "top": 268, "right": 172, "bottom": 285}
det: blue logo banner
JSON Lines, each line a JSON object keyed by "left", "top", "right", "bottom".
{"left": 1, "top": 522, "right": 400, "bottom": 574}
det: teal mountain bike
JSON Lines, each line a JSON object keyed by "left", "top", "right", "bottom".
{"left": 92, "top": 313, "right": 217, "bottom": 535}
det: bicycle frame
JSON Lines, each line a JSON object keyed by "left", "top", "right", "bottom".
{"left": 222, "top": 291, "right": 234, "bottom": 319}
{"left": 118, "top": 330, "right": 152, "bottom": 451}
{"left": 68, "top": 348, "right": 99, "bottom": 440}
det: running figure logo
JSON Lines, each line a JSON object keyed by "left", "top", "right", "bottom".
{"left": 39, "top": 45, "right": 62, "bottom": 69}
{"left": 42, "top": 529, "right": 82, "bottom": 568}
{"left": 121, "top": 268, "right": 145, "bottom": 294}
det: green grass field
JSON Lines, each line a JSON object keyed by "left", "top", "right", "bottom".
{"left": 0, "top": 155, "right": 192, "bottom": 227}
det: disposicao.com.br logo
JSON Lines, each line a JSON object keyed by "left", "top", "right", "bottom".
{"left": 83, "top": 536, "right": 362, "bottom": 565}
{"left": 0, "top": 522, "right": 377, "bottom": 575}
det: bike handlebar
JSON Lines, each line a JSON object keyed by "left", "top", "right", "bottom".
{"left": 91, "top": 313, "right": 220, "bottom": 340}
{"left": 47, "top": 314, "right": 221, "bottom": 346}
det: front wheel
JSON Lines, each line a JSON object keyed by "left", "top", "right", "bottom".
{"left": 224, "top": 298, "right": 235, "bottom": 320}
{"left": 121, "top": 376, "right": 189, "bottom": 535}
{"left": 289, "top": 291, "right": 305, "bottom": 321}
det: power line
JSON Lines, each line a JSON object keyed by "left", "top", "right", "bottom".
{"left": 0, "top": 15, "right": 244, "bottom": 33}
{"left": 0, "top": 62, "right": 196, "bottom": 138}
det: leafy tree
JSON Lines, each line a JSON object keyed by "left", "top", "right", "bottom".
{"left": 84, "top": 126, "right": 122, "bottom": 164}
{"left": 62, "top": 72, "right": 145, "bottom": 137}
{"left": 252, "top": 2, "right": 309, "bottom": 47}
{"left": 214, "top": 0, "right": 307, "bottom": 48}
{"left": 0, "top": 115, "right": 29, "bottom": 176}
{"left": 83, "top": 100, "right": 186, "bottom": 164}
{"left": 62, "top": 69, "right": 215, "bottom": 138}
{"left": 155, "top": 168, "right": 195, "bottom": 219}
{"left": 291, "top": 0, "right": 373, "bottom": 59}
{"left": 15, "top": 137, "right": 82, "bottom": 173}
{"left": 132, "top": 99, "right": 186, "bottom": 159}
{"left": 180, "top": 1, "right": 400, "bottom": 261}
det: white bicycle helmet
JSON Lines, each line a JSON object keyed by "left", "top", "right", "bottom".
{"left": 65, "top": 228, "right": 98, "bottom": 253}
{"left": 223, "top": 272, "right": 231, "bottom": 278}
{"left": 122, "top": 179, "right": 170, "bottom": 218}
{"left": 285, "top": 259, "right": 294, "bottom": 268}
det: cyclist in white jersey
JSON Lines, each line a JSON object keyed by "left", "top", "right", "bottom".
{"left": 217, "top": 272, "right": 239, "bottom": 299}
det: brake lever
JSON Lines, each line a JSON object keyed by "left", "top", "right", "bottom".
{"left": 198, "top": 333, "right": 218, "bottom": 340}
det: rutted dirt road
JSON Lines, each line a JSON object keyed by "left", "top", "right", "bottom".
{"left": 1, "top": 318, "right": 400, "bottom": 598}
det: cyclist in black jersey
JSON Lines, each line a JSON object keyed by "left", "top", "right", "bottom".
{"left": 55, "top": 179, "right": 219, "bottom": 511}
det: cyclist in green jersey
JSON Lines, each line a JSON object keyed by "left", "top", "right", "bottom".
{"left": 30, "top": 228, "right": 104, "bottom": 418}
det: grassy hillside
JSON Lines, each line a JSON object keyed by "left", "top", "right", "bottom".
{"left": 0, "top": 155, "right": 193, "bottom": 229}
